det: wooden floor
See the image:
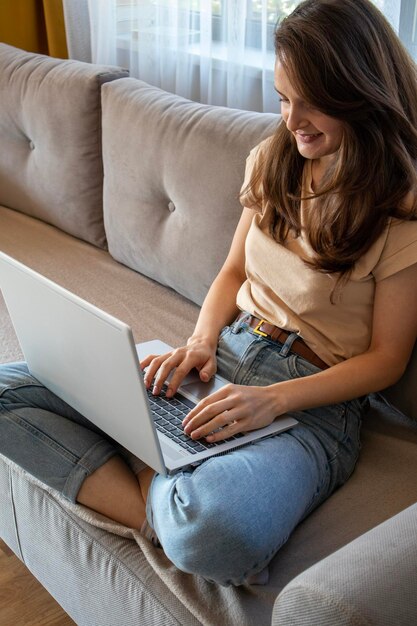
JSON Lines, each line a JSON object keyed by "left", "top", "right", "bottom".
{"left": 0, "top": 538, "right": 75, "bottom": 625}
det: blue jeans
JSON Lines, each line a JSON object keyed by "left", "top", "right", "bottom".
{"left": 0, "top": 315, "right": 364, "bottom": 586}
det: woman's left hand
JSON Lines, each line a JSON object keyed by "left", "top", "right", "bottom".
{"left": 182, "top": 383, "right": 283, "bottom": 442}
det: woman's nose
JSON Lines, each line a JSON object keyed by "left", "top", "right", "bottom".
{"left": 285, "top": 104, "right": 308, "bottom": 132}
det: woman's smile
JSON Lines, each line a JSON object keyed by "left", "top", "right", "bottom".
{"left": 295, "top": 131, "right": 323, "bottom": 144}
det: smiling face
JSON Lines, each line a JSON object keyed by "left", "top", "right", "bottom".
{"left": 275, "top": 60, "right": 344, "bottom": 180}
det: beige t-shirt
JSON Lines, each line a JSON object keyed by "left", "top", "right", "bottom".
{"left": 236, "top": 140, "right": 417, "bottom": 366}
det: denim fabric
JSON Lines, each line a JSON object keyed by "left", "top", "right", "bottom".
{"left": 0, "top": 362, "right": 117, "bottom": 500}
{"left": 146, "top": 317, "right": 364, "bottom": 586}
{"left": 0, "top": 317, "right": 364, "bottom": 587}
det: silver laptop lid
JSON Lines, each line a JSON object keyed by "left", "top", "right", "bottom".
{"left": 0, "top": 252, "right": 166, "bottom": 475}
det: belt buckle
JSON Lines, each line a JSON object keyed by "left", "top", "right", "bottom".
{"left": 253, "top": 319, "right": 268, "bottom": 338}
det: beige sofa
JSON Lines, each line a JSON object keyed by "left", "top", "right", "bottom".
{"left": 1, "top": 43, "right": 417, "bottom": 626}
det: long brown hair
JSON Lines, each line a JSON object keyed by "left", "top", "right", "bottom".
{"left": 247, "top": 0, "right": 417, "bottom": 276}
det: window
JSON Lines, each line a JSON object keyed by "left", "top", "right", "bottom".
{"left": 83, "top": 0, "right": 415, "bottom": 112}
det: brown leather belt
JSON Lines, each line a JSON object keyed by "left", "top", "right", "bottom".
{"left": 237, "top": 313, "right": 329, "bottom": 370}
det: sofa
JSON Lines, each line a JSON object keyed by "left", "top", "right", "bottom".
{"left": 0, "top": 42, "right": 417, "bottom": 626}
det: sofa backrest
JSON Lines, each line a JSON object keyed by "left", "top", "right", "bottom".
{"left": 101, "top": 78, "right": 278, "bottom": 306}
{"left": 0, "top": 43, "right": 128, "bottom": 248}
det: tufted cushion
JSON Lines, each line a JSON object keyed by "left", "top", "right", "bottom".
{"left": 0, "top": 43, "right": 128, "bottom": 248}
{"left": 101, "top": 78, "right": 279, "bottom": 305}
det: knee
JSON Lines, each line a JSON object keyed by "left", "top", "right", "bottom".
{"left": 160, "top": 507, "right": 271, "bottom": 586}
{"left": 151, "top": 476, "right": 270, "bottom": 585}
{"left": 0, "top": 362, "right": 32, "bottom": 400}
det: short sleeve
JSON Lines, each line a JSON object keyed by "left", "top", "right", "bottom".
{"left": 239, "top": 137, "right": 272, "bottom": 213}
{"left": 373, "top": 218, "right": 417, "bottom": 282}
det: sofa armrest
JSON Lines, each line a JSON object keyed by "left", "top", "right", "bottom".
{"left": 272, "top": 503, "right": 417, "bottom": 626}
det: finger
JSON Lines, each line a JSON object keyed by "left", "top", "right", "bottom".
{"left": 143, "top": 353, "right": 172, "bottom": 389}
{"left": 198, "top": 357, "right": 216, "bottom": 383}
{"left": 182, "top": 386, "right": 232, "bottom": 426}
{"left": 183, "top": 394, "right": 231, "bottom": 429}
{"left": 140, "top": 354, "right": 157, "bottom": 370}
{"left": 206, "top": 419, "right": 244, "bottom": 442}
{"left": 189, "top": 412, "right": 233, "bottom": 439}
{"left": 165, "top": 361, "right": 195, "bottom": 397}
{"left": 142, "top": 356, "right": 163, "bottom": 388}
{"left": 152, "top": 353, "right": 185, "bottom": 394}
{"left": 168, "top": 354, "right": 216, "bottom": 396}
{"left": 165, "top": 348, "right": 206, "bottom": 395}
{"left": 190, "top": 409, "right": 243, "bottom": 440}
{"left": 185, "top": 405, "right": 235, "bottom": 438}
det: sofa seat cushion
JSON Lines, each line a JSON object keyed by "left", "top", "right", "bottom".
{"left": 101, "top": 78, "right": 278, "bottom": 306}
{"left": 0, "top": 44, "right": 128, "bottom": 249}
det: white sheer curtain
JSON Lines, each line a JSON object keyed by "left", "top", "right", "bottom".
{"left": 71, "top": 0, "right": 415, "bottom": 113}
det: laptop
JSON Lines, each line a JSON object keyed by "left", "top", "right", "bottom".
{"left": 0, "top": 252, "right": 298, "bottom": 475}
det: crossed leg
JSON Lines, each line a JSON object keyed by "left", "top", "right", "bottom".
{"left": 77, "top": 459, "right": 155, "bottom": 528}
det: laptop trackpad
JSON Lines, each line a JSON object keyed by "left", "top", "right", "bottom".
{"left": 180, "top": 376, "right": 226, "bottom": 402}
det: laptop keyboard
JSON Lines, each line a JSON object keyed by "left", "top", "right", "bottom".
{"left": 145, "top": 384, "right": 243, "bottom": 455}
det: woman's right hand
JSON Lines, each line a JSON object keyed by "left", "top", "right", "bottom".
{"left": 140, "top": 336, "right": 218, "bottom": 398}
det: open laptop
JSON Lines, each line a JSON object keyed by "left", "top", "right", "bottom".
{"left": 0, "top": 252, "right": 298, "bottom": 475}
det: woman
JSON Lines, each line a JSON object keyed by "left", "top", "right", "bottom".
{"left": 2, "top": 0, "right": 417, "bottom": 586}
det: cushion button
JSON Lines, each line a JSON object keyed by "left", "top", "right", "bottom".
{"left": 168, "top": 201, "right": 176, "bottom": 213}
{"left": 29, "top": 140, "right": 35, "bottom": 150}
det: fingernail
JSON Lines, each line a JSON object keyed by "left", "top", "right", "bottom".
{"left": 153, "top": 385, "right": 159, "bottom": 395}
